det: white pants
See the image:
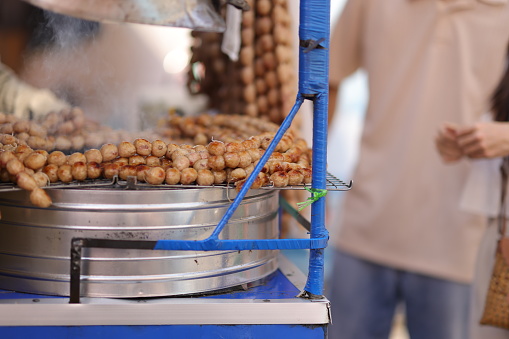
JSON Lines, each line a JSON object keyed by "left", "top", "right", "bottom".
{"left": 469, "top": 218, "right": 509, "bottom": 338}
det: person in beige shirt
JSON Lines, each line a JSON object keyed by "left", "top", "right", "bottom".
{"left": 436, "top": 47, "right": 509, "bottom": 338}
{"left": 327, "top": 0, "right": 509, "bottom": 338}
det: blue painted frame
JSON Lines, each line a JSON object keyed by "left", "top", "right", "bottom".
{"left": 151, "top": 0, "right": 331, "bottom": 297}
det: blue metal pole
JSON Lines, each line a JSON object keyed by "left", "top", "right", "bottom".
{"left": 299, "top": 0, "right": 331, "bottom": 297}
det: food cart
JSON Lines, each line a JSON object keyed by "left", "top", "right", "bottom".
{"left": 0, "top": 0, "right": 347, "bottom": 337}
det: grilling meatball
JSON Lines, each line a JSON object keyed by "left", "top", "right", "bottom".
{"left": 33, "top": 172, "right": 49, "bottom": 187}
{"left": 180, "top": 168, "right": 198, "bottom": 185}
{"left": 24, "top": 152, "right": 47, "bottom": 170}
{"left": 86, "top": 162, "right": 103, "bottom": 179}
{"left": 67, "top": 152, "right": 87, "bottom": 166}
{"left": 145, "top": 167, "right": 165, "bottom": 185}
{"left": 43, "top": 164, "right": 59, "bottom": 183}
{"left": 196, "top": 169, "right": 214, "bottom": 186}
{"left": 118, "top": 165, "right": 138, "bottom": 180}
{"left": 151, "top": 140, "right": 167, "bottom": 157}
{"left": 84, "top": 149, "right": 103, "bottom": 164}
{"left": 6, "top": 158, "right": 24, "bottom": 175}
{"left": 100, "top": 144, "right": 119, "bottom": 162}
{"left": 47, "top": 151, "right": 67, "bottom": 166}
{"left": 134, "top": 138, "right": 152, "bottom": 156}
{"left": 71, "top": 162, "right": 87, "bottom": 181}
{"left": 136, "top": 164, "right": 150, "bottom": 182}
{"left": 16, "top": 172, "right": 37, "bottom": 191}
{"left": 118, "top": 142, "right": 136, "bottom": 158}
{"left": 165, "top": 168, "right": 181, "bottom": 185}
{"left": 30, "top": 188, "right": 52, "bottom": 208}
{"left": 57, "top": 164, "right": 73, "bottom": 183}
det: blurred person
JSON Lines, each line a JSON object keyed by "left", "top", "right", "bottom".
{"left": 436, "top": 46, "right": 509, "bottom": 338}
{"left": 0, "top": 0, "right": 100, "bottom": 119}
{"left": 0, "top": 61, "right": 69, "bottom": 118}
{"left": 327, "top": 0, "right": 509, "bottom": 338}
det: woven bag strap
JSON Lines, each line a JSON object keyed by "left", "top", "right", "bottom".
{"left": 499, "top": 157, "right": 509, "bottom": 238}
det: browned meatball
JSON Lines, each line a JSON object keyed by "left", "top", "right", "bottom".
{"left": 30, "top": 188, "right": 52, "bottom": 208}
{"left": 165, "top": 168, "right": 180, "bottom": 185}
{"left": 87, "top": 162, "right": 103, "bottom": 179}
{"left": 118, "top": 142, "right": 136, "bottom": 158}
{"left": 100, "top": 144, "right": 119, "bottom": 162}
{"left": 144, "top": 167, "right": 165, "bottom": 185}
{"left": 134, "top": 138, "right": 152, "bottom": 156}
{"left": 84, "top": 149, "right": 103, "bottom": 163}
{"left": 47, "top": 151, "right": 67, "bottom": 166}
{"left": 57, "top": 164, "right": 73, "bottom": 183}
{"left": 196, "top": 169, "right": 214, "bottom": 186}
{"left": 151, "top": 140, "right": 167, "bottom": 157}
{"left": 43, "top": 164, "right": 59, "bottom": 183}
{"left": 180, "top": 168, "right": 198, "bottom": 185}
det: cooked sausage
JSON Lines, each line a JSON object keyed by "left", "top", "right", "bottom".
{"left": 128, "top": 155, "right": 146, "bottom": 166}
{"left": 136, "top": 164, "right": 150, "bottom": 182}
{"left": 145, "top": 156, "right": 162, "bottom": 167}
{"left": 71, "top": 162, "right": 87, "bottom": 181}
{"left": 6, "top": 158, "right": 24, "bottom": 175}
{"left": 47, "top": 151, "right": 67, "bottom": 166}
{"left": 57, "top": 164, "right": 73, "bottom": 183}
{"left": 0, "top": 150, "right": 16, "bottom": 167}
{"left": 151, "top": 140, "right": 167, "bottom": 157}
{"left": 223, "top": 152, "right": 240, "bottom": 168}
{"left": 103, "top": 163, "right": 120, "bottom": 179}
{"left": 100, "top": 144, "right": 119, "bottom": 162}
{"left": 16, "top": 172, "right": 37, "bottom": 191}
{"left": 33, "top": 172, "right": 49, "bottom": 187}
{"left": 212, "top": 170, "right": 227, "bottom": 184}
{"left": 67, "top": 152, "right": 87, "bottom": 166}
{"left": 24, "top": 152, "right": 47, "bottom": 170}
{"left": 207, "top": 155, "right": 226, "bottom": 171}
{"left": 84, "top": 149, "right": 103, "bottom": 163}
{"left": 173, "top": 156, "right": 190, "bottom": 171}
{"left": 118, "top": 165, "right": 138, "bottom": 180}
{"left": 238, "top": 151, "right": 252, "bottom": 168}
{"left": 196, "top": 169, "right": 214, "bottom": 186}
{"left": 165, "top": 168, "right": 181, "bottom": 185}
{"left": 270, "top": 171, "right": 289, "bottom": 187}
{"left": 29, "top": 188, "right": 52, "bottom": 208}
{"left": 134, "top": 138, "right": 152, "bottom": 156}
{"left": 180, "top": 168, "right": 198, "bottom": 185}
{"left": 87, "top": 162, "right": 103, "bottom": 179}
{"left": 193, "top": 158, "right": 209, "bottom": 171}
{"left": 145, "top": 167, "right": 165, "bottom": 185}
{"left": 118, "top": 141, "right": 136, "bottom": 158}
{"left": 43, "top": 164, "right": 59, "bottom": 183}
{"left": 114, "top": 157, "right": 129, "bottom": 166}
{"left": 287, "top": 169, "right": 304, "bottom": 186}
{"left": 207, "top": 141, "right": 226, "bottom": 156}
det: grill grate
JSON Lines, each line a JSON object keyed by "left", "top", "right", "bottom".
{"left": 0, "top": 172, "right": 352, "bottom": 192}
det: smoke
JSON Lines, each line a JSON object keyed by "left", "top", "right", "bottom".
{"left": 28, "top": 10, "right": 100, "bottom": 51}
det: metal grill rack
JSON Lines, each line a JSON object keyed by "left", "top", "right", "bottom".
{"left": 0, "top": 172, "right": 351, "bottom": 192}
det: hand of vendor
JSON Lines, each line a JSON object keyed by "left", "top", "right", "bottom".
{"left": 0, "top": 62, "right": 70, "bottom": 120}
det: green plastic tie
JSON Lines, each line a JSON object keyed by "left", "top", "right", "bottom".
{"left": 296, "top": 187, "right": 328, "bottom": 211}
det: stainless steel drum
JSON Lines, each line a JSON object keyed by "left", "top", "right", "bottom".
{"left": 0, "top": 187, "right": 279, "bottom": 298}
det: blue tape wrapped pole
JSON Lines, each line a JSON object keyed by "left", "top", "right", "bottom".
{"left": 299, "top": 0, "right": 331, "bottom": 298}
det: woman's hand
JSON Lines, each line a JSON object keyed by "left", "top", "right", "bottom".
{"left": 456, "top": 122, "right": 509, "bottom": 159}
{"left": 435, "top": 122, "right": 464, "bottom": 163}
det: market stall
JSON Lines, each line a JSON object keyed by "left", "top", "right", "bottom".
{"left": 0, "top": 0, "right": 346, "bottom": 337}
